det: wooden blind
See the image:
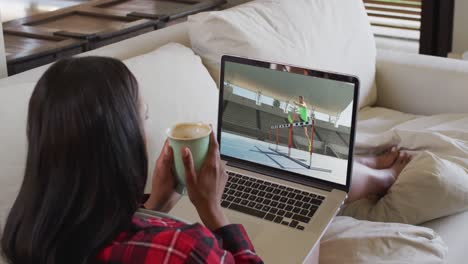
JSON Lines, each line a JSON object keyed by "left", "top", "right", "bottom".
{"left": 363, "top": 0, "right": 422, "bottom": 40}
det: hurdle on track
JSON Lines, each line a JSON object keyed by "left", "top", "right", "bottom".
{"left": 269, "top": 119, "right": 315, "bottom": 169}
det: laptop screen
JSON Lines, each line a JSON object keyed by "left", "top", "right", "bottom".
{"left": 219, "top": 57, "right": 358, "bottom": 187}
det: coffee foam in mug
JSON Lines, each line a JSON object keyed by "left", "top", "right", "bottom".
{"left": 169, "top": 123, "right": 211, "bottom": 140}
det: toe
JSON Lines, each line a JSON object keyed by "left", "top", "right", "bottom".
{"left": 407, "top": 153, "right": 413, "bottom": 161}
{"left": 405, "top": 154, "right": 412, "bottom": 164}
{"left": 399, "top": 153, "right": 405, "bottom": 163}
{"left": 383, "top": 146, "right": 399, "bottom": 165}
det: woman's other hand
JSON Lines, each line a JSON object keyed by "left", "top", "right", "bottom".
{"left": 182, "top": 130, "right": 229, "bottom": 230}
{"left": 144, "top": 140, "right": 181, "bottom": 212}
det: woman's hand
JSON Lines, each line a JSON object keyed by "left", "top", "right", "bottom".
{"left": 182, "top": 130, "right": 230, "bottom": 231}
{"left": 144, "top": 140, "right": 181, "bottom": 212}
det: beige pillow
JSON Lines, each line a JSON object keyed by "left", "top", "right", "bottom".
{"left": 188, "top": 0, "right": 377, "bottom": 109}
{"left": 321, "top": 216, "right": 447, "bottom": 264}
{"left": 123, "top": 43, "right": 219, "bottom": 192}
{"left": 342, "top": 151, "right": 468, "bottom": 225}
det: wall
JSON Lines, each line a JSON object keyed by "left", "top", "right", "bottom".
{"left": 452, "top": 0, "right": 468, "bottom": 56}
{"left": 0, "top": 10, "right": 7, "bottom": 78}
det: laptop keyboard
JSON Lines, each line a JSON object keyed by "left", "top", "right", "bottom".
{"left": 221, "top": 171, "right": 325, "bottom": 231}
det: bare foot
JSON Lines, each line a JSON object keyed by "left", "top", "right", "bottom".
{"left": 355, "top": 146, "right": 399, "bottom": 169}
{"left": 386, "top": 152, "right": 412, "bottom": 180}
{"left": 373, "top": 152, "right": 411, "bottom": 196}
{"left": 347, "top": 153, "right": 412, "bottom": 202}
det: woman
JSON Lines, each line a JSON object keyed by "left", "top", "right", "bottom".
{"left": 288, "top": 95, "right": 312, "bottom": 150}
{"left": 1, "top": 57, "right": 263, "bottom": 264}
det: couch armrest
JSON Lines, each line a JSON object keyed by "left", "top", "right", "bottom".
{"left": 375, "top": 49, "right": 468, "bottom": 115}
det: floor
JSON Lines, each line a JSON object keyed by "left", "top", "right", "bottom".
{"left": 0, "top": 0, "right": 253, "bottom": 22}
{"left": 0, "top": 0, "right": 251, "bottom": 22}
{"left": 0, "top": 0, "right": 89, "bottom": 22}
{"left": 2, "top": 0, "right": 227, "bottom": 75}
{"left": 221, "top": 132, "right": 348, "bottom": 185}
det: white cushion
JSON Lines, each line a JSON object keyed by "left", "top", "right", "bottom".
{"left": 343, "top": 152, "right": 468, "bottom": 225}
{"left": 375, "top": 49, "right": 468, "bottom": 115}
{"left": 343, "top": 107, "right": 468, "bottom": 225}
{"left": 321, "top": 216, "right": 448, "bottom": 264}
{"left": 188, "top": 0, "right": 377, "bottom": 109}
{"left": 422, "top": 210, "right": 468, "bottom": 264}
{"left": 123, "top": 43, "right": 219, "bottom": 191}
{"left": 0, "top": 83, "right": 35, "bottom": 228}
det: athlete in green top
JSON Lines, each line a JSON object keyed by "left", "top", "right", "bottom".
{"left": 288, "top": 96, "right": 312, "bottom": 151}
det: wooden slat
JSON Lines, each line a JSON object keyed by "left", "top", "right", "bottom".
{"left": 96, "top": 0, "right": 190, "bottom": 15}
{"left": 364, "top": 0, "right": 422, "bottom": 4}
{"left": 367, "top": 13, "right": 420, "bottom": 21}
{"left": 364, "top": 0, "right": 422, "bottom": 35}
{"left": 363, "top": 0, "right": 421, "bottom": 9}
{"left": 168, "top": 0, "right": 226, "bottom": 20}
{"left": 5, "top": 32, "right": 85, "bottom": 63}
{"left": 94, "top": 0, "right": 225, "bottom": 21}
{"left": 370, "top": 22, "right": 420, "bottom": 31}
{"left": 365, "top": 5, "right": 421, "bottom": 15}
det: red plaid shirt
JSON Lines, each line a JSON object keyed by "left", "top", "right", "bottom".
{"left": 97, "top": 213, "right": 263, "bottom": 263}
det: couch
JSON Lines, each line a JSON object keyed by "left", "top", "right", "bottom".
{"left": 0, "top": 12, "right": 7, "bottom": 78}
{"left": 1, "top": 3, "right": 467, "bottom": 264}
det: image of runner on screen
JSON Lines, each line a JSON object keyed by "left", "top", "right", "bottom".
{"left": 288, "top": 95, "right": 312, "bottom": 150}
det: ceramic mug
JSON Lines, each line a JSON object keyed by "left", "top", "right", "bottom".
{"left": 167, "top": 122, "right": 211, "bottom": 194}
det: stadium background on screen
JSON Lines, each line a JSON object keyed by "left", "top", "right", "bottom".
{"left": 220, "top": 61, "right": 355, "bottom": 185}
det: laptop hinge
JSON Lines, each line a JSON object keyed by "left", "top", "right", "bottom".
{"left": 227, "top": 160, "right": 334, "bottom": 192}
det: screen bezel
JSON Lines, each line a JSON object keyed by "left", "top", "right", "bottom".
{"left": 218, "top": 55, "right": 360, "bottom": 192}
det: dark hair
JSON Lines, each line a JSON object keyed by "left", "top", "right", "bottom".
{"left": 1, "top": 57, "right": 148, "bottom": 264}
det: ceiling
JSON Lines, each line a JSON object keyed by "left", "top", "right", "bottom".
{"left": 224, "top": 62, "right": 355, "bottom": 116}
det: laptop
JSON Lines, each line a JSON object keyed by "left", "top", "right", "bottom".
{"left": 170, "top": 55, "right": 359, "bottom": 263}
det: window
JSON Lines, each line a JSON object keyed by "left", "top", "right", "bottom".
{"left": 364, "top": 0, "right": 455, "bottom": 57}
{"left": 364, "top": 0, "right": 422, "bottom": 53}
{"left": 365, "top": 0, "right": 421, "bottom": 39}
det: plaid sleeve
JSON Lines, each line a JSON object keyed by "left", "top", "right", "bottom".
{"left": 184, "top": 224, "right": 263, "bottom": 264}
{"left": 97, "top": 216, "right": 263, "bottom": 264}
{"left": 214, "top": 224, "right": 263, "bottom": 264}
